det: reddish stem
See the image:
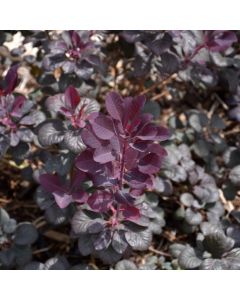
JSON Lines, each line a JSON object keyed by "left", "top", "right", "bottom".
{"left": 119, "top": 138, "right": 127, "bottom": 190}
{"left": 184, "top": 44, "right": 205, "bottom": 64}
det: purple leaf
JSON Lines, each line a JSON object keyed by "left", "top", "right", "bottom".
{"left": 115, "top": 191, "right": 135, "bottom": 206}
{"left": 138, "top": 153, "right": 162, "bottom": 175}
{"left": 130, "top": 140, "right": 149, "bottom": 152}
{"left": 52, "top": 191, "right": 73, "bottom": 209}
{"left": 148, "top": 143, "right": 168, "bottom": 158}
{"left": 93, "top": 145, "right": 115, "bottom": 163}
{"left": 137, "top": 124, "right": 158, "bottom": 140}
{"left": 128, "top": 95, "right": 146, "bottom": 118}
{"left": 121, "top": 204, "right": 140, "bottom": 221}
{"left": 129, "top": 188, "right": 145, "bottom": 197}
{"left": 69, "top": 30, "right": 82, "bottom": 48}
{"left": 81, "top": 128, "right": 101, "bottom": 148}
{"left": 123, "top": 95, "right": 145, "bottom": 126}
{"left": 109, "top": 135, "right": 121, "bottom": 153}
{"left": 105, "top": 92, "right": 123, "bottom": 121}
{"left": 205, "top": 31, "right": 238, "bottom": 52}
{"left": 124, "top": 147, "right": 139, "bottom": 170}
{"left": 91, "top": 115, "right": 115, "bottom": 140}
{"left": 156, "top": 126, "right": 170, "bottom": 141}
{"left": 71, "top": 169, "right": 87, "bottom": 190}
{"left": 39, "top": 174, "right": 73, "bottom": 208}
{"left": 4, "top": 65, "right": 18, "bottom": 94}
{"left": 39, "top": 174, "right": 64, "bottom": 194}
{"left": 72, "top": 190, "right": 88, "bottom": 204}
{"left": 88, "top": 191, "right": 112, "bottom": 212}
{"left": 10, "top": 96, "right": 25, "bottom": 118}
{"left": 60, "top": 107, "right": 72, "bottom": 117}
{"left": 76, "top": 150, "right": 102, "bottom": 173}
{"left": 40, "top": 173, "right": 87, "bottom": 208}
{"left": 64, "top": 85, "right": 80, "bottom": 110}
{"left": 125, "top": 168, "right": 153, "bottom": 189}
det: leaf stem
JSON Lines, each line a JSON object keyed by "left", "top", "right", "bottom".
{"left": 119, "top": 138, "right": 127, "bottom": 190}
{"left": 184, "top": 44, "right": 205, "bottom": 64}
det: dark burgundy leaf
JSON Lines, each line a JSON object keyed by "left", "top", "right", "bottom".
{"left": 76, "top": 150, "right": 102, "bottom": 173}
{"left": 148, "top": 143, "right": 167, "bottom": 158}
{"left": 87, "top": 191, "right": 112, "bottom": 212}
{"left": 72, "top": 190, "right": 88, "bottom": 205}
{"left": 105, "top": 92, "right": 123, "bottom": 121}
{"left": 39, "top": 173, "right": 64, "bottom": 194}
{"left": 70, "top": 30, "right": 82, "bottom": 48}
{"left": 131, "top": 140, "right": 149, "bottom": 152}
{"left": 156, "top": 126, "right": 170, "bottom": 141}
{"left": 64, "top": 85, "right": 80, "bottom": 110}
{"left": 81, "top": 128, "right": 101, "bottom": 148}
{"left": 122, "top": 204, "right": 140, "bottom": 221}
{"left": 4, "top": 65, "right": 18, "bottom": 94}
{"left": 10, "top": 96, "right": 25, "bottom": 118}
{"left": 137, "top": 124, "right": 158, "bottom": 140}
{"left": 138, "top": 153, "right": 162, "bottom": 175}
{"left": 115, "top": 191, "right": 135, "bottom": 206}
{"left": 123, "top": 95, "right": 146, "bottom": 126}
{"left": 91, "top": 115, "right": 115, "bottom": 140}
{"left": 206, "top": 31, "right": 237, "bottom": 52}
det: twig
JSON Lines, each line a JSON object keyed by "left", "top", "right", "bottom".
{"left": 141, "top": 73, "right": 177, "bottom": 96}
{"left": 207, "top": 100, "right": 219, "bottom": 119}
{"left": 33, "top": 216, "right": 45, "bottom": 226}
{"left": 213, "top": 93, "right": 229, "bottom": 110}
{"left": 152, "top": 90, "right": 169, "bottom": 101}
{"left": 224, "top": 129, "right": 240, "bottom": 136}
{"left": 0, "top": 198, "right": 11, "bottom": 204}
{"left": 148, "top": 246, "right": 171, "bottom": 257}
{"left": 89, "top": 256, "right": 99, "bottom": 270}
{"left": 43, "top": 230, "right": 70, "bottom": 243}
{"left": 219, "top": 188, "right": 234, "bottom": 213}
{"left": 33, "top": 246, "right": 53, "bottom": 255}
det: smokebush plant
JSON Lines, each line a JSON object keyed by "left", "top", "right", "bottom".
{"left": 40, "top": 91, "right": 169, "bottom": 263}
